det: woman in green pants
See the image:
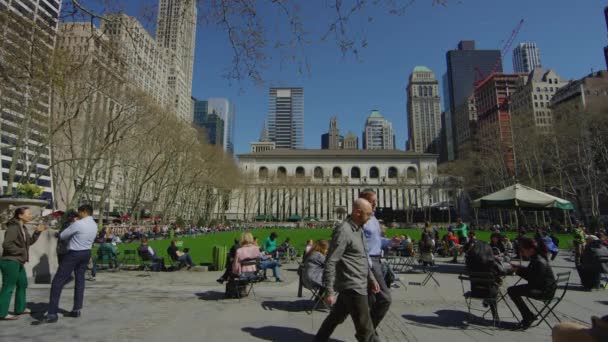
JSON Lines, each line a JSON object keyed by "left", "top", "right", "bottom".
{"left": 0, "top": 207, "right": 47, "bottom": 320}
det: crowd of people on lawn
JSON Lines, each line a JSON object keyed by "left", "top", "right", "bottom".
{"left": 1, "top": 197, "right": 608, "bottom": 341}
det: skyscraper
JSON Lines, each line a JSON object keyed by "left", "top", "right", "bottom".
{"left": 156, "top": 0, "right": 197, "bottom": 122}
{"left": 604, "top": 7, "right": 608, "bottom": 69}
{"left": 407, "top": 66, "right": 442, "bottom": 154}
{"left": 446, "top": 40, "right": 502, "bottom": 158}
{"left": 440, "top": 73, "right": 455, "bottom": 162}
{"left": 191, "top": 98, "right": 235, "bottom": 154}
{"left": 268, "top": 88, "right": 304, "bottom": 149}
{"left": 207, "top": 98, "right": 235, "bottom": 154}
{"left": 0, "top": 0, "right": 61, "bottom": 199}
{"left": 475, "top": 73, "right": 527, "bottom": 175}
{"left": 513, "top": 42, "right": 541, "bottom": 73}
{"left": 363, "top": 110, "right": 395, "bottom": 150}
{"left": 321, "top": 117, "right": 342, "bottom": 149}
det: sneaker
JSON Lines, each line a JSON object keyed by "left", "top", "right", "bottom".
{"left": 276, "top": 278, "right": 283, "bottom": 283}
{"left": 216, "top": 278, "right": 225, "bottom": 284}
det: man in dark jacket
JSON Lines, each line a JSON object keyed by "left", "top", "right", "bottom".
{"left": 577, "top": 235, "right": 608, "bottom": 290}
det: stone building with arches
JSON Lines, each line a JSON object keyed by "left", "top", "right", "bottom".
{"left": 227, "top": 149, "right": 457, "bottom": 221}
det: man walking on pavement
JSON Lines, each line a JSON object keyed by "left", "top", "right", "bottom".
{"left": 314, "top": 198, "right": 381, "bottom": 342}
{"left": 359, "top": 189, "right": 392, "bottom": 331}
{"left": 43, "top": 204, "right": 97, "bottom": 323}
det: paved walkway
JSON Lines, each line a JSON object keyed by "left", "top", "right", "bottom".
{"left": 0, "top": 252, "right": 605, "bottom": 342}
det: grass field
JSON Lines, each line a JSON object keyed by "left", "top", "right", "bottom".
{"left": 113, "top": 228, "right": 574, "bottom": 265}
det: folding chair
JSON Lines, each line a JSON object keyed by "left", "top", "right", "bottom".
{"left": 120, "top": 250, "right": 138, "bottom": 269}
{"left": 458, "top": 272, "right": 518, "bottom": 327}
{"left": 304, "top": 286, "right": 326, "bottom": 314}
{"left": 229, "top": 257, "right": 263, "bottom": 301}
{"left": 411, "top": 262, "right": 440, "bottom": 287}
{"left": 525, "top": 271, "right": 571, "bottom": 329}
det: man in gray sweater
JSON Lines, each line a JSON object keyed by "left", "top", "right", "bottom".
{"left": 314, "top": 198, "right": 380, "bottom": 342}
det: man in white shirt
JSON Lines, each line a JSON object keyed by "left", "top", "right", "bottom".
{"left": 44, "top": 205, "right": 98, "bottom": 323}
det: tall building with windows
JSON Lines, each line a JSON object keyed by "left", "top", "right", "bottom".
{"left": 191, "top": 97, "right": 234, "bottom": 153}
{"left": 446, "top": 40, "right": 502, "bottom": 158}
{"left": 207, "top": 98, "right": 235, "bottom": 154}
{"left": 321, "top": 117, "right": 342, "bottom": 149}
{"left": 510, "top": 68, "right": 567, "bottom": 132}
{"left": 156, "top": 0, "right": 197, "bottom": 122}
{"left": 407, "top": 66, "right": 442, "bottom": 153}
{"left": 267, "top": 88, "right": 304, "bottom": 149}
{"left": 363, "top": 110, "right": 395, "bottom": 150}
{"left": 513, "top": 42, "right": 541, "bottom": 74}
{"left": 102, "top": 14, "right": 171, "bottom": 108}
{"left": 0, "top": 0, "right": 62, "bottom": 201}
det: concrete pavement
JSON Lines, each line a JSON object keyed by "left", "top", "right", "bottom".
{"left": 0, "top": 251, "right": 605, "bottom": 342}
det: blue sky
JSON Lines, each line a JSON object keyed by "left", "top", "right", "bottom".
{"left": 115, "top": 0, "right": 607, "bottom": 154}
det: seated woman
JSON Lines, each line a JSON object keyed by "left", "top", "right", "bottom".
{"left": 507, "top": 237, "right": 557, "bottom": 329}
{"left": 302, "top": 240, "right": 329, "bottom": 291}
{"left": 167, "top": 240, "right": 194, "bottom": 270}
{"left": 232, "top": 232, "right": 261, "bottom": 279}
{"left": 445, "top": 231, "right": 460, "bottom": 262}
{"left": 465, "top": 240, "right": 507, "bottom": 320}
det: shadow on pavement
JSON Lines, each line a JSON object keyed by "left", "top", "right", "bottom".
{"left": 195, "top": 291, "right": 226, "bottom": 301}
{"left": 242, "top": 326, "right": 345, "bottom": 342}
{"left": 402, "top": 309, "right": 469, "bottom": 329}
{"left": 261, "top": 299, "right": 319, "bottom": 312}
{"left": 598, "top": 300, "right": 608, "bottom": 305}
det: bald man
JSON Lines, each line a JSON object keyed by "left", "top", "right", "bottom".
{"left": 314, "top": 198, "right": 380, "bottom": 342}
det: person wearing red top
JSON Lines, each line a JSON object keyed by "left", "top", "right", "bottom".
{"left": 446, "top": 231, "right": 460, "bottom": 263}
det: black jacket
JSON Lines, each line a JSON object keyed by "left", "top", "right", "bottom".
{"left": 517, "top": 254, "right": 556, "bottom": 294}
{"left": 2, "top": 218, "right": 41, "bottom": 264}
{"left": 581, "top": 240, "right": 608, "bottom": 273}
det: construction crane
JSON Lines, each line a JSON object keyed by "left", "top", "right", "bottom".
{"left": 474, "top": 19, "right": 525, "bottom": 89}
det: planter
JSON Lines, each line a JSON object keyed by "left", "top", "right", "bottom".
{"left": 0, "top": 197, "right": 49, "bottom": 227}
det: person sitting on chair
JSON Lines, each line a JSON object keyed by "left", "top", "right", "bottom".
{"left": 577, "top": 235, "right": 608, "bottom": 290}
{"left": 465, "top": 240, "right": 507, "bottom": 320}
{"left": 260, "top": 252, "right": 283, "bottom": 282}
{"left": 137, "top": 238, "right": 164, "bottom": 272}
{"left": 232, "top": 232, "right": 261, "bottom": 278}
{"left": 277, "top": 238, "right": 297, "bottom": 261}
{"left": 446, "top": 231, "right": 460, "bottom": 262}
{"left": 418, "top": 230, "right": 435, "bottom": 266}
{"left": 507, "top": 237, "right": 557, "bottom": 329}
{"left": 167, "top": 240, "right": 194, "bottom": 270}
{"left": 92, "top": 238, "right": 119, "bottom": 276}
{"left": 303, "top": 240, "right": 329, "bottom": 291}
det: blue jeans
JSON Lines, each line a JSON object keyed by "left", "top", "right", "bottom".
{"left": 260, "top": 260, "right": 281, "bottom": 279}
{"left": 178, "top": 254, "right": 193, "bottom": 267}
{"left": 48, "top": 250, "right": 91, "bottom": 316}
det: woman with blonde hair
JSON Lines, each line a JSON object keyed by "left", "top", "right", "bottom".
{"left": 303, "top": 240, "right": 329, "bottom": 290}
{"left": 232, "top": 232, "right": 261, "bottom": 276}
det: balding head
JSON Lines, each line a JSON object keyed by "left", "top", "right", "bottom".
{"left": 351, "top": 198, "right": 373, "bottom": 226}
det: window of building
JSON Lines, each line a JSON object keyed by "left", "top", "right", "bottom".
{"left": 332, "top": 167, "right": 342, "bottom": 178}
{"left": 259, "top": 167, "right": 268, "bottom": 179}
{"left": 295, "top": 166, "right": 305, "bottom": 178}
{"left": 314, "top": 167, "right": 323, "bottom": 179}
{"left": 369, "top": 167, "right": 379, "bottom": 179}
{"left": 388, "top": 167, "right": 398, "bottom": 178}
{"left": 277, "top": 166, "right": 287, "bottom": 178}
{"left": 351, "top": 167, "right": 361, "bottom": 178}
{"left": 407, "top": 167, "right": 417, "bottom": 179}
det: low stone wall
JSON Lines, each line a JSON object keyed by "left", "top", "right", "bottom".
{"left": 0, "top": 228, "right": 59, "bottom": 284}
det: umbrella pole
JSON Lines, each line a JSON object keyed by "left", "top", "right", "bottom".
{"left": 474, "top": 208, "right": 479, "bottom": 227}
{"left": 535, "top": 211, "right": 539, "bottom": 226}
{"left": 499, "top": 209, "right": 504, "bottom": 227}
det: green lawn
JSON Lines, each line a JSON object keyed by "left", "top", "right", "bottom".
{"left": 113, "top": 228, "right": 574, "bottom": 265}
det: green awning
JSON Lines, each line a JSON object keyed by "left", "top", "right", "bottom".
{"left": 472, "top": 183, "right": 574, "bottom": 210}
{"left": 287, "top": 215, "right": 302, "bottom": 221}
